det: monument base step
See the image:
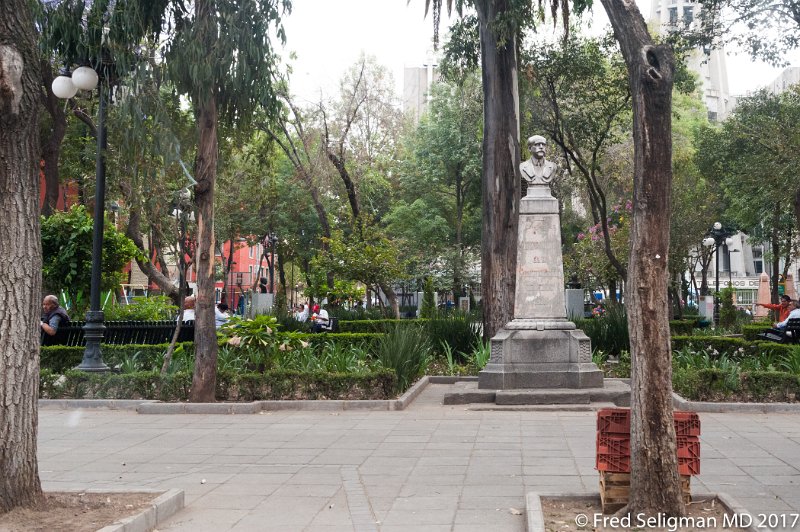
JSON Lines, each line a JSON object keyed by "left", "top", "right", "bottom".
{"left": 442, "top": 379, "right": 630, "bottom": 406}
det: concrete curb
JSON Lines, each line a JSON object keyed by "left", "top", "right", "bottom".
{"left": 75, "top": 488, "right": 184, "bottom": 532}
{"left": 40, "top": 399, "right": 158, "bottom": 411}
{"left": 40, "top": 376, "right": 486, "bottom": 414}
{"left": 673, "top": 392, "right": 800, "bottom": 413}
{"left": 526, "top": 491, "right": 758, "bottom": 532}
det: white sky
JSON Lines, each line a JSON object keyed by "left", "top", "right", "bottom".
{"left": 279, "top": 0, "right": 793, "bottom": 103}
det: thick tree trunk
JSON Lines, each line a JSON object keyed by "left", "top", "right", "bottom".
{"left": 0, "top": 2, "right": 44, "bottom": 511}
{"left": 600, "top": 0, "right": 684, "bottom": 517}
{"left": 475, "top": 0, "right": 521, "bottom": 339}
{"left": 378, "top": 281, "right": 400, "bottom": 319}
{"left": 190, "top": 79, "right": 219, "bottom": 402}
{"left": 40, "top": 61, "right": 67, "bottom": 217}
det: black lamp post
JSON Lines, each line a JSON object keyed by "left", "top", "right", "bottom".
{"left": 703, "top": 222, "right": 735, "bottom": 327}
{"left": 52, "top": 64, "right": 109, "bottom": 371}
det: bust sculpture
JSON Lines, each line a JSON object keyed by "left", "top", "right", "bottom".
{"left": 520, "top": 135, "right": 557, "bottom": 193}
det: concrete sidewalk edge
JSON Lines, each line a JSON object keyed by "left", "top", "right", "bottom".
{"left": 73, "top": 488, "right": 184, "bottom": 532}
{"left": 526, "top": 491, "right": 758, "bottom": 532}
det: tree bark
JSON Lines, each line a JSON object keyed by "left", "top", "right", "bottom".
{"left": 378, "top": 281, "right": 400, "bottom": 319}
{"left": 475, "top": 0, "right": 521, "bottom": 339}
{"left": 125, "top": 204, "right": 179, "bottom": 303}
{"left": 40, "top": 60, "right": 67, "bottom": 217}
{"left": 600, "top": 0, "right": 684, "bottom": 518}
{"left": 0, "top": 1, "right": 45, "bottom": 511}
{"left": 189, "top": 2, "right": 219, "bottom": 402}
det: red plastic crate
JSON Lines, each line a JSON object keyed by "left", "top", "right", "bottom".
{"left": 674, "top": 412, "right": 701, "bottom": 436}
{"left": 676, "top": 436, "right": 700, "bottom": 459}
{"left": 596, "top": 433, "right": 631, "bottom": 456}
{"left": 678, "top": 455, "right": 700, "bottom": 475}
{"left": 597, "top": 408, "right": 630, "bottom": 434}
{"left": 596, "top": 453, "right": 631, "bottom": 473}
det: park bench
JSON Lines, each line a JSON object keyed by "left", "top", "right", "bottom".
{"left": 784, "top": 318, "right": 800, "bottom": 344}
{"left": 41, "top": 320, "right": 195, "bottom": 346}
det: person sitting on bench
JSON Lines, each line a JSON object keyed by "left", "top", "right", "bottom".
{"left": 757, "top": 295, "right": 793, "bottom": 323}
{"left": 775, "top": 300, "right": 800, "bottom": 331}
{"left": 312, "top": 304, "right": 331, "bottom": 333}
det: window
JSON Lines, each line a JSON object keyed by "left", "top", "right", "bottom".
{"left": 752, "top": 246, "right": 764, "bottom": 274}
{"left": 682, "top": 6, "right": 693, "bottom": 27}
{"left": 668, "top": 7, "right": 678, "bottom": 25}
{"left": 249, "top": 246, "right": 254, "bottom": 259}
{"left": 735, "top": 290, "right": 755, "bottom": 306}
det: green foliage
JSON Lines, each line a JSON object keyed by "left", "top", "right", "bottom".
{"left": 338, "top": 319, "right": 418, "bottom": 333}
{"left": 718, "top": 285, "right": 738, "bottom": 329}
{"left": 41, "top": 205, "right": 140, "bottom": 312}
{"left": 471, "top": 338, "right": 491, "bottom": 370}
{"left": 421, "top": 277, "right": 437, "bottom": 319}
{"left": 669, "top": 320, "right": 695, "bottom": 336}
{"left": 310, "top": 227, "right": 406, "bottom": 302}
{"left": 742, "top": 323, "right": 777, "bottom": 341}
{"left": 673, "top": 367, "right": 800, "bottom": 402}
{"left": 104, "top": 296, "right": 178, "bottom": 321}
{"left": 40, "top": 368, "right": 397, "bottom": 401}
{"left": 425, "top": 313, "right": 481, "bottom": 361}
{"left": 575, "top": 303, "right": 629, "bottom": 356}
{"left": 217, "top": 315, "right": 279, "bottom": 348}
{"left": 376, "top": 325, "right": 432, "bottom": 393}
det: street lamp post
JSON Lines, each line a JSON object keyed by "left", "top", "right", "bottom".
{"left": 702, "top": 222, "right": 735, "bottom": 327}
{"left": 52, "top": 65, "right": 109, "bottom": 371}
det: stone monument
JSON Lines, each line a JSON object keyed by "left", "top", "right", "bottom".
{"left": 479, "top": 135, "right": 604, "bottom": 390}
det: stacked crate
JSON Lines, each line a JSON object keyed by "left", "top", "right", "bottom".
{"left": 596, "top": 408, "right": 700, "bottom": 513}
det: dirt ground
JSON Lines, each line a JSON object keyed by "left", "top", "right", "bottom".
{"left": 0, "top": 492, "right": 160, "bottom": 532}
{"left": 542, "top": 496, "right": 748, "bottom": 531}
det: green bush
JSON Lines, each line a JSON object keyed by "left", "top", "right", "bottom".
{"left": 40, "top": 343, "right": 195, "bottom": 374}
{"left": 719, "top": 285, "right": 737, "bottom": 329}
{"left": 338, "top": 319, "right": 418, "bottom": 333}
{"left": 39, "top": 368, "right": 396, "bottom": 401}
{"left": 672, "top": 367, "right": 800, "bottom": 402}
{"left": 425, "top": 313, "right": 480, "bottom": 361}
{"left": 669, "top": 320, "right": 695, "bottom": 336}
{"left": 421, "top": 277, "right": 436, "bottom": 319}
{"left": 742, "top": 323, "right": 773, "bottom": 341}
{"left": 671, "top": 335, "right": 796, "bottom": 359}
{"left": 104, "top": 296, "right": 178, "bottom": 321}
{"left": 376, "top": 324, "right": 431, "bottom": 393}
{"left": 575, "top": 303, "right": 629, "bottom": 356}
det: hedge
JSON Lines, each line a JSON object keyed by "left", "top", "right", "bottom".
{"left": 671, "top": 335, "right": 796, "bottom": 359}
{"left": 668, "top": 320, "right": 695, "bottom": 336}
{"left": 40, "top": 368, "right": 397, "bottom": 401}
{"left": 337, "top": 319, "right": 424, "bottom": 333}
{"left": 741, "top": 323, "right": 774, "bottom": 342}
{"left": 673, "top": 367, "right": 800, "bottom": 402}
{"left": 40, "top": 333, "right": 387, "bottom": 373}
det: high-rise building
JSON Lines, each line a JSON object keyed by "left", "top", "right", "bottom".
{"left": 402, "top": 51, "right": 439, "bottom": 122}
{"left": 649, "top": 0, "right": 732, "bottom": 121}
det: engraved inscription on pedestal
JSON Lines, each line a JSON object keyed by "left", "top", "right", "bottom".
{"left": 490, "top": 340, "right": 503, "bottom": 363}
{"left": 514, "top": 214, "right": 566, "bottom": 320}
{"left": 579, "top": 339, "right": 591, "bottom": 363}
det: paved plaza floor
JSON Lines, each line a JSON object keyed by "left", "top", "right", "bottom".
{"left": 38, "top": 384, "right": 800, "bottom": 531}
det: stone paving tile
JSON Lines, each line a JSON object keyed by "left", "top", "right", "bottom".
{"left": 35, "top": 384, "right": 800, "bottom": 531}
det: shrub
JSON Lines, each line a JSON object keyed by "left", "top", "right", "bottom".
{"left": 718, "top": 286, "right": 738, "bottom": 329}
{"left": 376, "top": 324, "right": 431, "bottom": 392}
{"left": 575, "top": 303, "right": 629, "bottom": 356}
{"left": 425, "top": 313, "right": 480, "bottom": 361}
{"left": 104, "top": 296, "right": 178, "bottom": 321}
{"left": 669, "top": 320, "right": 694, "bottom": 336}
{"left": 338, "top": 319, "right": 416, "bottom": 333}
{"left": 421, "top": 277, "right": 436, "bottom": 319}
{"left": 40, "top": 368, "right": 396, "bottom": 401}
{"left": 742, "top": 322, "right": 773, "bottom": 341}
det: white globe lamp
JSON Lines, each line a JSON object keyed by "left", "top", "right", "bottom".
{"left": 51, "top": 75, "right": 78, "bottom": 99}
{"left": 72, "top": 66, "right": 99, "bottom": 91}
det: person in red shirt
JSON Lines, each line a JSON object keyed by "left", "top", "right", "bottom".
{"left": 757, "top": 294, "right": 793, "bottom": 323}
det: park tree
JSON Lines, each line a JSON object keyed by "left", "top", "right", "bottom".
{"left": 0, "top": 0, "right": 44, "bottom": 513}
{"left": 41, "top": 205, "right": 140, "bottom": 312}
{"left": 695, "top": 89, "right": 800, "bottom": 303}
{"left": 522, "top": 31, "right": 631, "bottom": 285}
{"left": 393, "top": 75, "right": 483, "bottom": 299}
{"left": 163, "top": 0, "right": 291, "bottom": 401}
{"left": 320, "top": 56, "right": 404, "bottom": 316}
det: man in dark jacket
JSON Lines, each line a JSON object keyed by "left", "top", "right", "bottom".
{"left": 41, "top": 295, "right": 69, "bottom": 336}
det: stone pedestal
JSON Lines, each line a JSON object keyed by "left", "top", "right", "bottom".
{"left": 478, "top": 184, "right": 603, "bottom": 390}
